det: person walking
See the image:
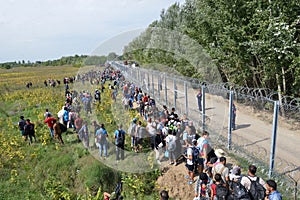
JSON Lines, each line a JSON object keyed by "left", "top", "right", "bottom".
{"left": 128, "top": 118, "right": 137, "bottom": 151}
{"left": 232, "top": 103, "right": 237, "bottom": 130}
{"left": 196, "top": 89, "right": 202, "bottom": 111}
{"left": 114, "top": 125, "right": 126, "bottom": 161}
{"left": 265, "top": 179, "right": 282, "bottom": 200}
{"left": 44, "top": 114, "right": 56, "bottom": 138}
{"left": 241, "top": 165, "right": 266, "bottom": 199}
{"left": 18, "top": 116, "right": 26, "bottom": 138}
{"left": 211, "top": 156, "right": 229, "bottom": 184}
{"left": 24, "top": 119, "right": 37, "bottom": 144}
{"left": 95, "top": 124, "right": 108, "bottom": 159}
{"left": 53, "top": 119, "right": 64, "bottom": 145}
{"left": 43, "top": 109, "right": 52, "bottom": 119}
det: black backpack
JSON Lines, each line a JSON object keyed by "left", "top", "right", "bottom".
{"left": 247, "top": 177, "right": 266, "bottom": 200}
{"left": 191, "top": 146, "right": 200, "bottom": 164}
{"left": 230, "top": 181, "right": 251, "bottom": 200}
{"left": 19, "top": 120, "right": 26, "bottom": 130}
{"left": 116, "top": 130, "right": 125, "bottom": 147}
{"left": 216, "top": 183, "right": 230, "bottom": 200}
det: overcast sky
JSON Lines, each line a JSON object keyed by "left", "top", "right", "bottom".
{"left": 0, "top": 0, "right": 184, "bottom": 63}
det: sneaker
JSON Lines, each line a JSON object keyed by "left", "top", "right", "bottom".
{"left": 169, "top": 162, "right": 174, "bottom": 165}
{"left": 184, "top": 175, "right": 190, "bottom": 179}
{"left": 174, "top": 162, "right": 178, "bottom": 166}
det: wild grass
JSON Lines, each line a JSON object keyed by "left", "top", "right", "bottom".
{"left": 0, "top": 65, "right": 160, "bottom": 200}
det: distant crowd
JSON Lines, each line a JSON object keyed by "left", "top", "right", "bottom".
{"left": 17, "top": 65, "right": 282, "bottom": 200}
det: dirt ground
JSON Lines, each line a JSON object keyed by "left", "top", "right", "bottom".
{"left": 154, "top": 82, "right": 300, "bottom": 199}
{"left": 121, "top": 65, "right": 300, "bottom": 199}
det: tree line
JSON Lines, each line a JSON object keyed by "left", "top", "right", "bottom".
{"left": 123, "top": 0, "right": 300, "bottom": 97}
{"left": 0, "top": 53, "right": 121, "bottom": 69}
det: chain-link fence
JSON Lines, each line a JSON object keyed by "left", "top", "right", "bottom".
{"left": 111, "top": 61, "right": 300, "bottom": 199}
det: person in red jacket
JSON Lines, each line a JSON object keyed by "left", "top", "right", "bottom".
{"left": 44, "top": 113, "right": 56, "bottom": 138}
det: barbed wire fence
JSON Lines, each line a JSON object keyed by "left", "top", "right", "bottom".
{"left": 111, "top": 61, "right": 300, "bottom": 199}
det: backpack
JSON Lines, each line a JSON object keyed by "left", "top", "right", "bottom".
{"left": 97, "top": 129, "right": 107, "bottom": 143}
{"left": 128, "top": 123, "right": 135, "bottom": 136}
{"left": 247, "top": 177, "right": 266, "bottom": 200}
{"left": 25, "top": 123, "right": 35, "bottom": 135}
{"left": 191, "top": 146, "right": 200, "bottom": 165}
{"left": 116, "top": 130, "right": 125, "bottom": 147}
{"left": 216, "top": 183, "right": 229, "bottom": 200}
{"left": 18, "top": 120, "right": 26, "bottom": 130}
{"left": 230, "top": 181, "right": 251, "bottom": 200}
{"left": 59, "top": 123, "right": 67, "bottom": 132}
{"left": 167, "top": 137, "right": 176, "bottom": 152}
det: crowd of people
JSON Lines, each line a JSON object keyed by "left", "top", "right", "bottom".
{"left": 17, "top": 64, "right": 282, "bottom": 200}
{"left": 108, "top": 66, "right": 282, "bottom": 200}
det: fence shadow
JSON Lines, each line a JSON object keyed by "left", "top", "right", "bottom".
{"left": 205, "top": 107, "right": 215, "bottom": 111}
{"left": 281, "top": 166, "right": 300, "bottom": 176}
{"left": 236, "top": 123, "right": 251, "bottom": 130}
{"left": 244, "top": 138, "right": 270, "bottom": 146}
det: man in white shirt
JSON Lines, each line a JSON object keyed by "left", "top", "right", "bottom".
{"left": 212, "top": 156, "right": 229, "bottom": 184}
{"left": 240, "top": 165, "right": 266, "bottom": 191}
{"left": 146, "top": 117, "right": 157, "bottom": 150}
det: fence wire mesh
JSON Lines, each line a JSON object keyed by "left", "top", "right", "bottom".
{"left": 111, "top": 61, "right": 300, "bottom": 199}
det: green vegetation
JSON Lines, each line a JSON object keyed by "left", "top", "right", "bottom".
{"left": 123, "top": 0, "right": 300, "bottom": 97}
{"left": 0, "top": 65, "right": 160, "bottom": 199}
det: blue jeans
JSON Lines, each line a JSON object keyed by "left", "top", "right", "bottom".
{"left": 99, "top": 142, "right": 107, "bottom": 157}
{"left": 116, "top": 144, "right": 125, "bottom": 160}
{"left": 131, "top": 136, "right": 136, "bottom": 148}
{"left": 49, "top": 128, "right": 54, "bottom": 138}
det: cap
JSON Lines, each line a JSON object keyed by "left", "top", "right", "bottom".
{"left": 133, "top": 118, "right": 137, "bottom": 123}
{"left": 215, "top": 149, "right": 226, "bottom": 158}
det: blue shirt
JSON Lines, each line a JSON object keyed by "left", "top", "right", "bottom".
{"left": 63, "top": 110, "right": 69, "bottom": 121}
{"left": 269, "top": 191, "right": 282, "bottom": 200}
{"left": 114, "top": 129, "right": 125, "bottom": 145}
{"left": 96, "top": 128, "right": 107, "bottom": 143}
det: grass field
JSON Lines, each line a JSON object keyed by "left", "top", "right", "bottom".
{"left": 0, "top": 65, "right": 160, "bottom": 200}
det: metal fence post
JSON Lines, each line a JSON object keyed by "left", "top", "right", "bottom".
{"left": 202, "top": 85, "right": 206, "bottom": 132}
{"left": 147, "top": 73, "right": 150, "bottom": 94}
{"left": 164, "top": 74, "right": 167, "bottom": 106}
{"left": 152, "top": 73, "right": 154, "bottom": 98}
{"left": 184, "top": 81, "right": 188, "bottom": 116}
{"left": 269, "top": 100, "right": 279, "bottom": 178}
{"left": 174, "top": 79, "right": 177, "bottom": 109}
{"left": 228, "top": 91, "right": 233, "bottom": 150}
{"left": 158, "top": 75, "right": 161, "bottom": 100}
{"left": 139, "top": 69, "right": 142, "bottom": 83}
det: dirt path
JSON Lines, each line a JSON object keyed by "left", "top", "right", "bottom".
{"left": 178, "top": 80, "right": 300, "bottom": 178}
{"left": 134, "top": 67, "right": 300, "bottom": 178}
{"left": 204, "top": 93, "right": 300, "bottom": 170}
